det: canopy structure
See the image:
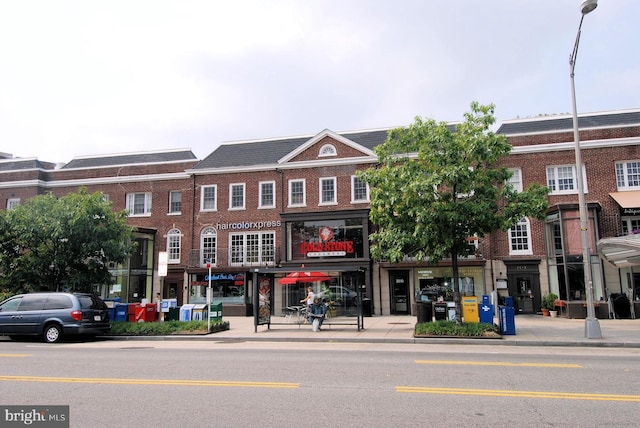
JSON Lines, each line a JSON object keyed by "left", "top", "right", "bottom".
{"left": 278, "top": 271, "right": 331, "bottom": 285}
{"left": 597, "top": 234, "right": 640, "bottom": 268}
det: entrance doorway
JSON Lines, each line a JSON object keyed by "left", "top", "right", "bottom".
{"left": 505, "top": 260, "right": 541, "bottom": 314}
{"left": 389, "top": 270, "right": 410, "bottom": 315}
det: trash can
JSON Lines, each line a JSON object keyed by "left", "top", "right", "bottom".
{"left": 434, "top": 302, "right": 447, "bottom": 321}
{"left": 416, "top": 301, "right": 432, "bottom": 323}
{"left": 361, "top": 298, "right": 372, "bottom": 317}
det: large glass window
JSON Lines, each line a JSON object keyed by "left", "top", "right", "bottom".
{"left": 546, "top": 165, "right": 588, "bottom": 195}
{"left": 201, "top": 227, "right": 217, "bottom": 267}
{"left": 509, "top": 218, "right": 532, "bottom": 255}
{"left": 229, "top": 231, "right": 276, "bottom": 266}
{"left": 167, "top": 228, "right": 181, "bottom": 263}
{"left": 545, "top": 208, "right": 602, "bottom": 301}
{"left": 287, "top": 218, "right": 365, "bottom": 261}
{"left": 616, "top": 161, "right": 640, "bottom": 190}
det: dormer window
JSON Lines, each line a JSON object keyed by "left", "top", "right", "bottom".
{"left": 319, "top": 144, "right": 337, "bottom": 157}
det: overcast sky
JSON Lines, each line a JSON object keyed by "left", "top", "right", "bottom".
{"left": 1, "top": 0, "right": 638, "bottom": 164}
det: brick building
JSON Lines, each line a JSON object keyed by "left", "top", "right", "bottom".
{"left": 1, "top": 108, "right": 639, "bottom": 318}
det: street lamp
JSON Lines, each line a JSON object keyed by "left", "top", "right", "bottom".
{"left": 569, "top": 0, "right": 601, "bottom": 339}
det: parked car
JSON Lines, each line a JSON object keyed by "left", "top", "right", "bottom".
{"left": 327, "top": 286, "right": 359, "bottom": 306}
{"left": 0, "top": 292, "right": 111, "bottom": 343}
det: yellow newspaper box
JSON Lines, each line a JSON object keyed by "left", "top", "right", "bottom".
{"left": 462, "top": 296, "right": 479, "bottom": 323}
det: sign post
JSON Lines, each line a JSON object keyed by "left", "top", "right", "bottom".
{"left": 206, "top": 261, "right": 212, "bottom": 333}
{"left": 158, "top": 251, "right": 168, "bottom": 322}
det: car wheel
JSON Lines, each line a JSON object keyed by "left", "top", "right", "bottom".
{"left": 43, "top": 324, "right": 62, "bottom": 343}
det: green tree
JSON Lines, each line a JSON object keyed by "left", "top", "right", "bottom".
{"left": 0, "top": 188, "right": 136, "bottom": 294}
{"left": 359, "top": 102, "right": 549, "bottom": 323}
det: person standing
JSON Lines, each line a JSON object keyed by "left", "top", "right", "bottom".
{"left": 300, "top": 286, "right": 314, "bottom": 323}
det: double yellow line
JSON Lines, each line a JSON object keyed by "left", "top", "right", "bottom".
{"left": 0, "top": 375, "right": 298, "bottom": 389}
{"left": 396, "top": 386, "right": 640, "bottom": 402}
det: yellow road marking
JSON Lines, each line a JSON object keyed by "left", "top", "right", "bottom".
{"left": 416, "top": 360, "right": 582, "bottom": 368}
{"left": 0, "top": 354, "right": 31, "bottom": 357}
{"left": 0, "top": 375, "right": 298, "bottom": 389}
{"left": 396, "top": 386, "right": 640, "bottom": 402}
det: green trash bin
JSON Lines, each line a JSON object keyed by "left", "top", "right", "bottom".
{"left": 166, "top": 307, "right": 180, "bottom": 321}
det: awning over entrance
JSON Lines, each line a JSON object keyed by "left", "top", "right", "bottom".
{"left": 597, "top": 234, "right": 640, "bottom": 268}
{"left": 609, "top": 191, "right": 640, "bottom": 209}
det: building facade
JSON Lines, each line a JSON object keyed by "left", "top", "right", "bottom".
{"left": 1, "top": 108, "right": 639, "bottom": 318}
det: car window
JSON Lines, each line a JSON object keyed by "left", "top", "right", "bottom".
{"left": 43, "top": 295, "right": 73, "bottom": 310}
{"left": 0, "top": 297, "right": 22, "bottom": 312}
{"left": 18, "top": 295, "right": 46, "bottom": 311}
{"left": 77, "top": 295, "right": 105, "bottom": 310}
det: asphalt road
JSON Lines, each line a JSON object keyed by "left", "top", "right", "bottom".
{"left": 1, "top": 338, "right": 639, "bottom": 427}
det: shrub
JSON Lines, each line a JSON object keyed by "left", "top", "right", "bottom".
{"left": 415, "top": 320, "right": 499, "bottom": 337}
{"left": 109, "top": 320, "right": 229, "bottom": 336}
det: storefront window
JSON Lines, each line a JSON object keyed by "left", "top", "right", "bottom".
{"left": 287, "top": 219, "right": 364, "bottom": 261}
{"left": 189, "top": 273, "right": 245, "bottom": 304}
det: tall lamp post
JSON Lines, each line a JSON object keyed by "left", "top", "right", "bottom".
{"left": 570, "top": 0, "right": 602, "bottom": 339}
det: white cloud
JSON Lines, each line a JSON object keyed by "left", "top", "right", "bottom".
{"left": 0, "top": 0, "right": 638, "bottom": 163}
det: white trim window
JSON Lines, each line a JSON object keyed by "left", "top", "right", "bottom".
{"left": 615, "top": 161, "right": 640, "bottom": 190}
{"left": 351, "top": 175, "right": 369, "bottom": 203}
{"left": 229, "top": 231, "right": 275, "bottom": 266}
{"left": 167, "top": 228, "right": 182, "bottom": 263}
{"left": 288, "top": 179, "right": 306, "bottom": 207}
{"left": 229, "top": 183, "right": 246, "bottom": 210}
{"left": 319, "top": 144, "right": 337, "bottom": 157}
{"left": 509, "top": 218, "right": 533, "bottom": 255}
{"left": 169, "top": 191, "right": 182, "bottom": 214}
{"left": 201, "top": 227, "right": 217, "bottom": 267}
{"left": 508, "top": 168, "right": 523, "bottom": 192}
{"left": 546, "top": 165, "right": 588, "bottom": 195}
{"left": 6, "top": 198, "right": 20, "bottom": 210}
{"left": 319, "top": 177, "right": 337, "bottom": 205}
{"left": 126, "top": 192, "right": 152, "bottom": 216}
{"left": 201, "top": 185, "right": 217, "bottom": 211}
{"left": 259, "top": 181, "right": 275, "bottom": 209}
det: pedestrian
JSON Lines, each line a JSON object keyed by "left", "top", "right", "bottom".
{"left": 300, "top": 286, "right": 314, "bottom": 324}
{"left": 309, "top": 297, "right": 327, "bottom": 332}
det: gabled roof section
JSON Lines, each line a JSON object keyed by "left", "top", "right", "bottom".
{"left": 61, "top": 148, "right": 197, "bottom": 169}
{"left": 0, "top": 157, "right": 56, "bottom": 173}
{"left": 277, "top": 129, "right": 376, "bottom": 164}
{"left": 192, "top": 128, "right": 390, "bottom": 171}
{"left": 497, "top": 108, "right": 640, "bottom": 136}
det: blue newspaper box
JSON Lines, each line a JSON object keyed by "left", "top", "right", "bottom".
{"left": 478, "top": 294, "right": 494, "bottom": 324}
{"left": 499, "top": 296, "right": 516, "bottom": 335}
{"left": 114, "top": 303, "right": 128, "bottom": 322}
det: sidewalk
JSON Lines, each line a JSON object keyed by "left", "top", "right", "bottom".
{"left": 132, "top": 314, "right": 640, "bottom": 348}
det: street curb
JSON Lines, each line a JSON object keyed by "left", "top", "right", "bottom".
{"left": 101, "top": 335, "right": 640, "bottom": 348}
